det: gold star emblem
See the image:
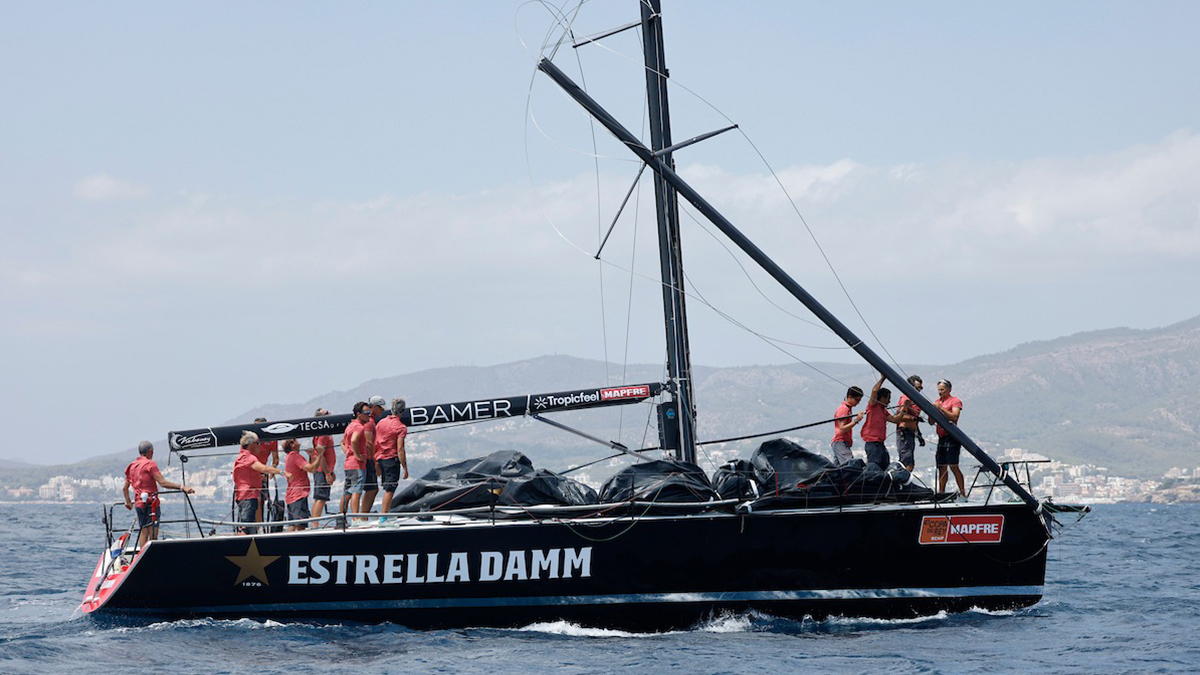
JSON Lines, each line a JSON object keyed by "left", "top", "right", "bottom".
{"left": 225, "top": 539, "right": 280, "bottom": 585}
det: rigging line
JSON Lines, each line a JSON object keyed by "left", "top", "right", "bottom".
{"left": 617, "top": 159, "right": 643, "bottom": 442}
{"left": 618, "top": 63, "right": 651, "bottom": 446}
{"left": 535, "top": 6, "right": 911, "bottom": 378}
{"left": 676, "top": 200, "right": 835, "bottom": 335}
{"left": 521, "top": 2, "right": 639, "bottom": 164}
{"left": 564, "top": 17, "right": 612, "bottom": 385}
{"left": 522, "top": 5, "right": 862, "bottom": 395}
{"left": 734, "top": 128, "right": 910, "bottom": 380}
{"left": 560, "top": 451, "right": 625, "bottom": 476}
{"left": 679, "top": 265, "right": 852, "bottom": 390}
{"left": 698, "top": 413, "right": 859, "bottom": 447}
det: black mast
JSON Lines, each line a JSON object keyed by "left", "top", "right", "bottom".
{"left": 640, "top": 0, "right": 697, "bottom": 465}
{"left": 536, "top": 55, "right": 1043, "bottom": 510}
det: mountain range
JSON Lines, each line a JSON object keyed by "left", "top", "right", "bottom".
{"left": 5, "top": 315, "right": 1198, "bottom": 488}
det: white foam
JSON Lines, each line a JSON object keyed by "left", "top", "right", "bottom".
{"left": 965, "top": 606, "right": 1016, "bottom": 617}
{"left": 697, "top": 612, "right": 756, "bottom": 633}
{"left": 115, "top": 617, "right": 290, "bottom": 632}
{"left": 821, "top": 610, "right": 951, "bottom": 626}
{"left": 511, "top": 620, "right": 673, "bottom": 638}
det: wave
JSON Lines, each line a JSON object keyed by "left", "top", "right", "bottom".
{"left": 110, "top": 617, "right": 293, "bottom": 633}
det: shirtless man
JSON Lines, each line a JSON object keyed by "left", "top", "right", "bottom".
{"left": 933, "top": 379, "right": 966, "bottom": 497}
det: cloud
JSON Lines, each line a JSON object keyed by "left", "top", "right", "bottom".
{"left": 675, "top": 128, "right": 1200, "bottom": 282}
{"left": 6, "top": 130, "right": 1198, "bottom": 334}
{"left": 72, "top": 173, "right": 150, "bottom": 202}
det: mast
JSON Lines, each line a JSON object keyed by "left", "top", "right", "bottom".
{"left": 640, "top": 0, "right": 698, "bottom": 464}
{"left": 536, "top": 59, "right": 1044, "bottom": 511}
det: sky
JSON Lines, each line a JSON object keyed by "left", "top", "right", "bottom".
{"left": 2, "top": 1, "right": 1198, "bottom": 464}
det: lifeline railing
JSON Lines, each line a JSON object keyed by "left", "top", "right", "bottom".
{"left": 966, "top": 459, "right": 1051, "bottom": 505}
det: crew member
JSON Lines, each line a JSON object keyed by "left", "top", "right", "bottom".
{"left": 122, "top": 440, "right": 193, "bottom": 549}
{"left": 359, "top": 395, "right": 386, "bottom": 514}
{"left": 251, "top": 417, "right": 280, "bottom": 524}
{"left": 340, "top": 402, "right": 371, "bottom": 516}
{"left": 861, "top": 375, "right": 904, "bottom": 470}
{"left": 283, "top": 438, "right": 319, "bottom": 531}
{"left": 895, "top": 375, "right": 926, "bottom": 472}
{"left": 311, "top": 408, "right": 336, "bottom": 518}
{"left": 233, "top": 431, "right": 287, "bottom": 535}
{"left": 934, "top": 379, "right": 966, "bottom": 497}
{"left": 830, "top": 386, "right": 866, "bottom": 465}
{"left": 374, "top": 398, "right": 411, "bottom": 515}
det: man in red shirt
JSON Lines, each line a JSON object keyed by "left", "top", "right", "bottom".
{"left": 861, "top": 375, "right": 904, "bottom": 471}
{"left": 123, "top": 440, "right": 193, "bottom": 549}
{"left": 283, "top": 438, "right": 319, "bottom": 531}
{"left": 252, "top": 417, "right": 280, "bottom": 524}
{"left": 830, "top": 386, "right": 865, "bottom": 465}
{"left": 310, "top": 408, "right": 336, "bottom": 518}
{"left": 340, "top": 402, "right": 371, "bottom": 516}
{"left": 374, "top": 398, "right": 411, "bottom": 515}
{"left": 933, "top": 379, "right": 966, "bottom": 497}
{"left": 895, "top": 375, "right": 926, "bottom": 472}
{"left": 360, "top": 395, "right": 386, "bottom": 515}
{"left": 233, "top": 432, "right": 288, "bottom": 535}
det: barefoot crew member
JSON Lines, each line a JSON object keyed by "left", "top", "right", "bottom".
{"left": 934, "top": 380, "right": 966, "bottom": 497}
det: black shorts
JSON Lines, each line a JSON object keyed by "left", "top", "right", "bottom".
{"left": 287, "top": 499, "right": 311, "bottom": 523}
{"left": 936, "top": 436, "right": 962, "bottom": 466}
{"left": 864, "top": 441, "right": 890, "bottom": 470}
{"left": 363, "top": 458, "right": 378, "bottom": 492}
{"left": 236, "top": 498, "right": 259, "bottom": 534}
{"left": 312, "top": 471, "right": 332, "bottom": 502}
{"left": 135, "top": 503, "right": 159, "bottom": 529}
{"left": 377, "top": 457, "right": 401, "bottom": 492}
{"left": 897, "top": 428, "right": 916, "bottom": 467}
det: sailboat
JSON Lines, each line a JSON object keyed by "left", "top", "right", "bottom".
{"left": 81, "top": 1, "right": 1088, "bottom": 630}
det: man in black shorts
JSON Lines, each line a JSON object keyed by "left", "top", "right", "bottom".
{"left": 310, "top": 408, "right": 335, "bottom": 518}
{"left": 933, "top": 380, "right": 965, "bottom": 497}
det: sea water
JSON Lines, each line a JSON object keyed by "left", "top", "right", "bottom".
{"left": 1, "top": 502, "right": 1196, "bottom": 674}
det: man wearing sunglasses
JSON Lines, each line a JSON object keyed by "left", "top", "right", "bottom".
{"left": 339, "top": 402, "right": 371, "bottom": 515}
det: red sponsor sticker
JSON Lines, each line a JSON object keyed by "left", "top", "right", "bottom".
{"left": 600, "top": 386, "right": 651, "bottom": 401}
{"left": 919, "top": 515, "right": 1005, "bottom": 544}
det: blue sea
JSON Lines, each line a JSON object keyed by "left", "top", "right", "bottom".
{"left": 1, "top": 502, "right": 1196, "bottom": 674}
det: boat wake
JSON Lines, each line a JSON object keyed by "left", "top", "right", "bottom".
{"left": 510, "top": 606, "right": 1020, "bottom": 638}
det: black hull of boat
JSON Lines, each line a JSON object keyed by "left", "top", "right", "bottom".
{"left": 85, "top": 502, "right": 1048, "bottom": 630}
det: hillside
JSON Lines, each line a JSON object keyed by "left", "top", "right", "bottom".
{"left": 6, "top": 316, "right": 1198, "bottom": 487}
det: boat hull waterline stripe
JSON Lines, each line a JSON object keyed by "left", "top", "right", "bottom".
{"left": 117, "top": 585, "right": 1042, "bottom": 613}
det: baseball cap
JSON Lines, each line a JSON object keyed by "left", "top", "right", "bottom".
{"left": 368, "top": 395, "right": 386, "bottom": 408}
